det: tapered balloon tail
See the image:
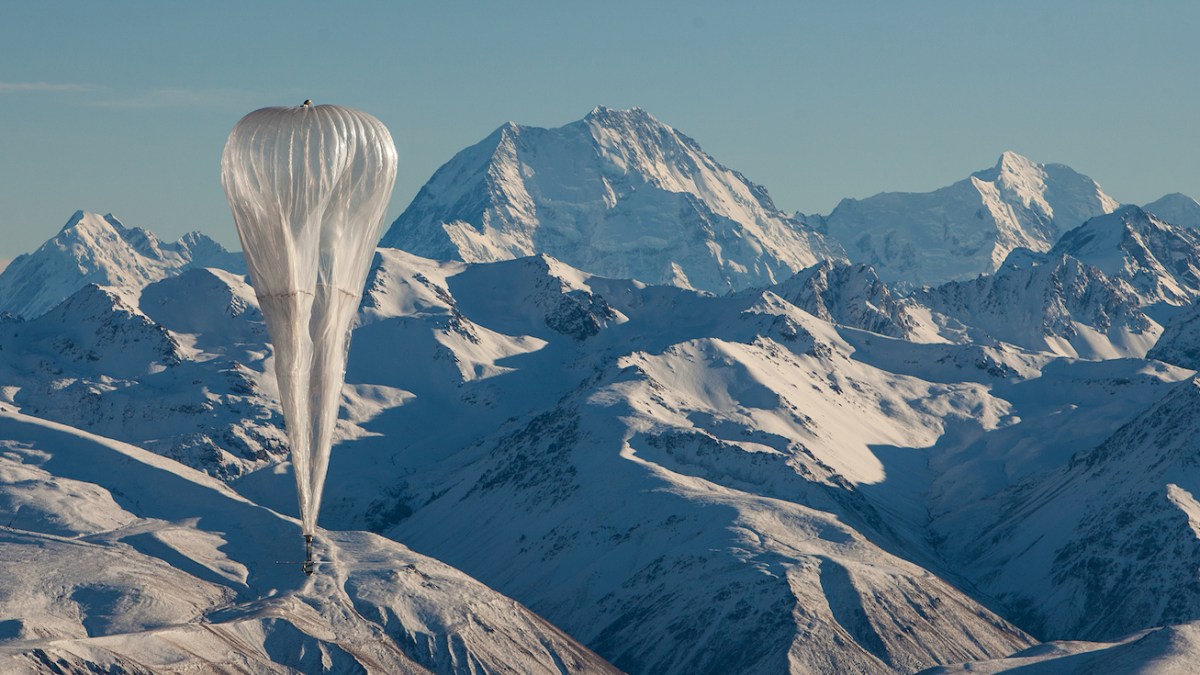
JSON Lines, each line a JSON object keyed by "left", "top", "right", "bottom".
{"left": 303, "top": 534, "right": 315, "bottom": 576}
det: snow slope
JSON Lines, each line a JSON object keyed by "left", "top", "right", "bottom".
{"left": 1144, "top": 192, "right": 1200, "bottom": 229}
{"left": 0, "top": 211, "right": 242, "bottom": 319}
{"left": 381, "top": 106, "right": 844, "bottom": 293}
{"left": 932, "top": 376, "right": 1200, "bottom": 643}
{"left": 0, "top": 410, "right": 617, "bottom": 674}
{"left": 7, "top": 221, "right": 1194, "bottom": 671}
{"left": 258, "top": 248, "right": 1045, "bottom": 674}
{"left": 925, "top": 622, "right": 1200, "bottom": 674}
{"left": 825, "top": 151, "right": 1119, "bottom": 287}
{"left": 1147, "top": 302, "right": 1200, "bottom": 369}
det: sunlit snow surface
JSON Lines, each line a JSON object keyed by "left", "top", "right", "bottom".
{"left": 5, "top": 141, "right": 1200, "bottom": 671}
{"left": 0, "top": 412, "right": 615, "bottom": 674}
{"left": 4, "top": 215, "right": 1200, "bottom": 671}
{"left": 381, "top": 106, "right": 844, "bottom": 294}
{"left": 826, "top": 151, "right": 1119, "bottom": 287}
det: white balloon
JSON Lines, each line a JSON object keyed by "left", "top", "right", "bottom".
{"left": 221, "top": 104, "right": 397, "bottom": 536}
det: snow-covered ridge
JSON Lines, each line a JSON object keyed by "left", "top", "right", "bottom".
{"left": 916, "top": 247, "right": 1159, "bottom": 359}
{"left": 0, "top": 210, "right": 242, "bottom": 319}
{"left": 766, "top": 259, "right": 942, "bottom": 342}
{"left": 1052, "top": 205, "right": 1200, "bottom": 307}
{"left": 381, "top": 106, "right": 844, "bottom": 293}
{"left": 933, "top": 376, "right": 1200, "bottom": 643}
{"left": 825, "top": 151, "right": 1118, "bottom": 287}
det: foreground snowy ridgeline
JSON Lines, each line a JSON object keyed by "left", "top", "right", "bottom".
{"left": 2, "top": 108, "right": 1200, "bottom": 673}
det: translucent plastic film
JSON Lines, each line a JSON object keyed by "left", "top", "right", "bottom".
{"left": 221, "top": 104, "right": 398, "bottom": 534}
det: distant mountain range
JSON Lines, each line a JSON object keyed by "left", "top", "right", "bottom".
{"left": 823, "top": 151, "right": 1120, "bottom": 287}
{"left": 0, "top": 210, "right": 242, "bottom": 319}
{"left": 3, "top": 107, "right": 1200, "bottom": 673}
{"left": 381, "top": 106, "right": 844, "bottom": 294}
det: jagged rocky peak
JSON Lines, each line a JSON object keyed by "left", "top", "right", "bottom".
{"left": 1053, "top": 205, "right": 1200, "bottom": 307}
{"left": 1144, "top": 192, "right": 1200, "bottom": 228}
{"left": 1055, "top": 205, "right": 1167, "bottom": 258}
{"left": 768, "top": 260, "right": 932, "bottom": 340}
{"left": 825, "top": 151, "right": 1118, "bottom": 288}
{"left": 0, "top": 210, "right": 243, "bottom": 319}
{"left": 381, "top": 106, "right": 844, "bottom": 294}
{"left": 916, "top": 247, "right": 1159, "bottom": 359}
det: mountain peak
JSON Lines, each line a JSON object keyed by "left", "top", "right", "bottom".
{"left": 581, "top": 106, "right": 669, "bottom": 141}
{"left": 1144, "top": 192, "right": 1200, "bottom": 229}
{"left": 995, "top": 150, "right": 1039, "bottom": 175}
{"left": 58, "top": 210, "right": 127, "bottom": 236}
{"left": 382, "top": 108, "right": 843, "bottom": 292}
{"left": 1057, "top": 205, "right": 1159, "bottom": 245}
{"left": 585, "top": 105, "right": 652, "bottom": 122}
{"left": 1114, "top": 203, "right": 1151, "bottom": 222}
{"left": 60, "top": 209, "right": 88, "bottom": 232}
{"left": 1052, "top": 204, "right": 1200, "bottom": 307}
{"left": 0, "top": 211, "right": 243, "bottom": 319}
{"left": 828, "top": 152, "right": 1117, "bottom": 287}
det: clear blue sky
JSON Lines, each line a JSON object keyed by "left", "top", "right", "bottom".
{"left": 1, "top": 1, "right": 1197, "bottom": 264}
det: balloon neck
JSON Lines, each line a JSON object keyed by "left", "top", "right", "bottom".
{"left": 303, "top": 534, "right": 315, "bottom": 576}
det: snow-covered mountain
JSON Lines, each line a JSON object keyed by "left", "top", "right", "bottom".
{"left": 914, "top": 248, "right": 1159, "bottom": 359}
{"left": 5, "top": 206, "right": 1198, "bottom": 671}
{"left": 914, "top": 206, "right": 1200, "bottom": 361}
{"left": 1146, "top": 302, "right": 1200, "bottom": 370}
{"left": 1, "top": 227, "right": 1043, "bottom": 672}
{"left": 825, "top": 151, "right": 1119, "bottom": 287}
{"left": 299, "top": 248, "right": 1038, "bottom": 673}
{"left": 1052, "top": 205, "right": 1200, "bottom": 308}
{"left": 0, "top": 210, "right": 242, "bottom": 319}
{"left": 0, "top": 267, "right": 285, "bottom": 481}
{"left": 1144, "top": 192, "right": 1200, "bottom": 229}
{"left": 381, "top": 106, "right": 844, "bottom": 293}
{"left": 932, "top": 376, "right": 1200, "bottom": 643}
{"left": 0, "top": 411, "right": 616, "bottom": 674}
{"left": 4, "top": 132, "right": 1200, "bottom": 670}
{"left": 766, "top": 260, "right": 942, "bottom": 342}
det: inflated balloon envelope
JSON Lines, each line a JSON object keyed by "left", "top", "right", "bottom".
{"left": 221, "top": 103, "right": 398, "bottom": 573}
